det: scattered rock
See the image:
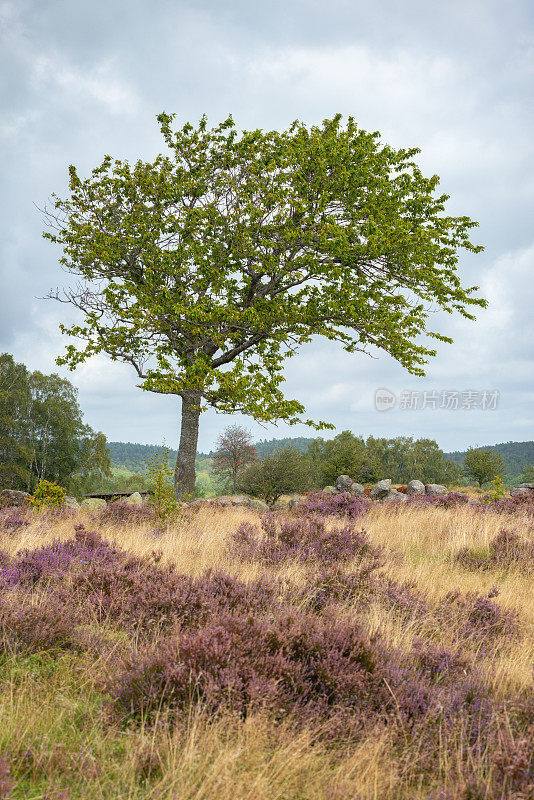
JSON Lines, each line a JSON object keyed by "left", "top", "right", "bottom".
{"left": 230, "top": 495, "right": 252, "bottom": 507}
{"left": 124, "top": 491, "right": 143, "bottom": 507}
{"left": 250, "top": 498, "right": 269, "bottom": 513}
{"left": 215, "top": 496, "right": 232, "bottom": 507}
{"left": 517, "top": 483, "right": 534, "bottom": 490}
{"left": 381, "top": 489, "right": 407, "bottom": 503}
{"left": 425, "top": 484, "right": 447, "bottom": 496}
{"left": 406, "top": 479, "right": 425, "bottom": 496}
{"left": 0, "top": 489, "right": 31, "bottom": 508}
{"left": 322, "top": 486, "right": 337, "bottom": 494}
{"left": 510, "top": 487, "right": 531, "bottom": 497}
{"left": 350, "top": 482, "right": 365, "bottom": 496}
{"left": 64, "top": 496, "right": 80, "bottom": 510}
{"left": 80, "top": 498, "right": 107, "bottom": 512}
{"left": 370, "top": 479, "right": 392, "bottom": 500}
{"left": 336, "top": 475, "right": 353, "bottom": 492}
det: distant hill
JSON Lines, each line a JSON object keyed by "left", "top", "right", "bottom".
{"left": 444, "top": 441, "right": 534, "bottom": 480}
{"left": 108, "top": 438, "right": 534, "bottom": 482}
{"left": 107, "top": 441, "right": 178, "bottom": 473}
{"left": 108, "top": 437, "right": 315, "bottom": 473}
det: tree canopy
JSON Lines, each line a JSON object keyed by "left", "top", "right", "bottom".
{"left": 463, "top": 446, "right": 504, "bottom": 486}
{"left": 41, "top": 113, "right": 485, "bottom": 497}
{"left": 0, "top": 353, "right": 111, "bottom": 493}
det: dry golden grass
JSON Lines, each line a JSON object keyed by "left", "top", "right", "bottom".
{"left": 1, "top": 502, "right": 532, "bottom": 799}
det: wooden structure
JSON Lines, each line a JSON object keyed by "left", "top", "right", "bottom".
{"left": 83, "top": 489, "right": 153, "bottom": 501}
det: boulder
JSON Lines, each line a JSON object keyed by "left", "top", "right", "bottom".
{"left": 230, "top": 495, "right": 252, "bottom": 507}
{"left": 215, "top": 496, "right": 232, "bottom": 507}
{"left": 80, "top": 498, "right": 107, "bottom": 512}
{"left": 0, "top": 489, "right": 31, "bottom": 508}
{"left": 124, "top": 492, "right": 143, "bottom": 507}
{"left": 350, "top": 482, "right": 365, "bottom": 497}
{"left": 370, "top": 479, "right": 391, "bottom": 500}
{"left": 250, "top": 498, "right": 269, "bottom": 513}
{"left": 510, "top": 487, "right": 530, "bottom": 497}
{"left": 425, "top": 484, "right": 447, "bottom": 496}
{"left": 406, "top": 479, "right": 425, "bottom": 496}
{"left": 336, "top": 475, "right": 353, "bottom": 492}
{"left": 287, "top": 494, "right": 301, "bottom": 509}
{"left": 322, "top": 486, "right": 337, "bottom": 494}
{"left": 381, "top": 489, "right": 407, "bottom": 503}
{"left": 64, "top": 496, "right": 80, "bottom": 510}
{"left": 517, "top": 483, "right": 534, "bottom": 490}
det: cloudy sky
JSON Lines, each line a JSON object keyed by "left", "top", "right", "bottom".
{"left": 1, "top": 0, "right": 533, "bottom": 453}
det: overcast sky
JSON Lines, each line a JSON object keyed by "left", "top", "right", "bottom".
{"left": 1, "top": 0, "right": 533, "bottom": 453}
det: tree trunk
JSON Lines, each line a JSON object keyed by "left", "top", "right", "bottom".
{"left": 174, "top": 390, "right": 202, "bottom": 500}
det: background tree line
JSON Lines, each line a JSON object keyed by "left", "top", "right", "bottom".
{"left": 0, "top": 353, "right": 111, "bottom": 495}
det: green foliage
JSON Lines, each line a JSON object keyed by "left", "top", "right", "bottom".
{"left": 30, "top": 479, "right": 66, "bottom": 509}
{"left": 446, "top": 441, "right": 534, "bottom": 483}
{"left": 463, "top": 447, "right": 505, "bottom": 486}
{"left": 482, "top": 475, "right": 507, "bottom": 502}
{"left": 0, "top": 353, "right": 33, "bottom": 489}
{"left": 238, "top": 447, "right": 313, "bottom": 504}
{"left": 145, "top": 445, "right": 179, "bottom": 523}
{"left": 306, "top": 432, "right": 461, "bottom": 487}
{"left": 520, "top": 464, "right": 534, "bottom": 483}
{"left": 0, "top": 353, "right": 112, "bottom": 493}
{"left": 42, "top": 112, "right": 485, "bottom": 497}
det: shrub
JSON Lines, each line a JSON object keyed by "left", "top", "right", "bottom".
{"left": 98, "top": 500, "right": 156, "bottom": 526}
{"left": 295, "top": 491, "right": 372, "bottom": 519}
{"left": 238, "top": 447, "right": 312, "bottom": 504}
{"left": 0, "top": 595, "right": 80, "bottom": 655}
{"left": 0, "top": 525, "right": 122, "bottom": 589}
{"left": 102, "top": 610, "right": 390, "bottom": 735}
{"left": 0, "top": 508, "right": 29, "bottom": 532}
{"left": 405, "top": 491, "right": 469, "bottom": 509}
{"left": 454, "top": 529, "right": 534, "bottom": 573}
{"left": 231, "top": 514, "right": 381, "bottom": 567}
{"left": 144, "top": 445, "right": 179, "bottom": 523}
{"left": 30, "top": 479, "right": 66, "bottom": 510}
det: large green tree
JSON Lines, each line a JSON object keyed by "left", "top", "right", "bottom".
{"left": 0, "top": 353, "right": 111, "bottom": 492}
{"left": 41, "top": 113, "right": 485, "bottom": 498}
{"left": 0, "top": 354, "right": 33, "bottom": 489}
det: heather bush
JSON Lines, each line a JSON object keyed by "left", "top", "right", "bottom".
{"left": 98, "top": 500, "right": 156, "bottom": 526}
{"left": 298, "top": 562, "right": 384, "bottom": 613}
{"left": 405, "top": 491, "right": 469, "bottom": 509}
{"left": 295, "top": 490, "right": 371, "bottom": 519}
{"left": 476, "top": 492, "right": 534, "bottom": 516}
{"left": 454, "top": 529, "right": 534, "bottom": 573}
{"left": 0, "top": 508, "right": 29, "bottom": 532}
{"left": 103, "top": 610, "right": 392, "bottom": 735}
{"left": 435, "top": 587, "right": 520, "bottom": 647}
{"left": 0, "top": 595, "right": 80, "bottom": 655}
{"left": 232, "top": 514, "right": 380, "bottom": 567}
{"left": 68, "top": 561, "right": 278, "bottom": 637}
{"left": 0, "top": 526, "right": 122, "bottom": 589}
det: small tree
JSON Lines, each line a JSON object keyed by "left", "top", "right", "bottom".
{"left": 145, "top": 444, "right": 179, "bottom": 523}
{"left": 212, "top": 425, "right": 256, "bottom": 493}
{"left": 41, "top": 113, "right": 485, "bottom": 499}
{"left": 238, "top": 447, "right": 312, "bottom": 505}
{"left": 463, "top": 446, "right": 504, "bottom": 486}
